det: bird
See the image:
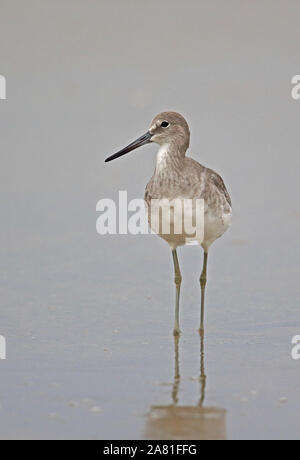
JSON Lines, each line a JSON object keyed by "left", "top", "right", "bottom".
{"left": 105, "top": 111, "right": 232, "bottom": 336}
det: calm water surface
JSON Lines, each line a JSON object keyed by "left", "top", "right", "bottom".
{"left": 0, "top": 0, "right": 299, "bottom": 440}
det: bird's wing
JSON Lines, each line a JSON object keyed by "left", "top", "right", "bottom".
{"left": 209, "top": 170, "right": 232, "bottom": 208}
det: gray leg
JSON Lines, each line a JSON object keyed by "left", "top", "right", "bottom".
{"left": 199, "top": 251, "right": 208, "bottom": 333}
{"left": 172, "top": 249, "right": 182, "bottom": 336}
{"left": 172, "top": 335, "right": 180, "bottom": 405}
{"left": 198, "top": 329, "right": 206, "bottom": 407}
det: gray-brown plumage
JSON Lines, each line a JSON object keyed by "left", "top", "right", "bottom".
{"left": 105, "top": 111, "right": 232, "bottom": 336}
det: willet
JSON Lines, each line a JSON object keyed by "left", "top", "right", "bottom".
{"left": 105, "top": 112, "right": 232, "bottom": 335}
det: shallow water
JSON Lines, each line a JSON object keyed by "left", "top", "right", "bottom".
{"left": 1, "top": 232, "right": 299, "bottom": 440}
{"left": 0, "top": 0, "right": 300, "bottom": 440}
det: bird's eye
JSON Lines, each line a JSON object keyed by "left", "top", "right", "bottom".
{"left": 160, "top": 121, "right": 169, "bottom": 128}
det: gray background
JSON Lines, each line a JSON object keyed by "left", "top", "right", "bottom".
{"left": 0, "top": 0, "right": 299, "bottom": 439}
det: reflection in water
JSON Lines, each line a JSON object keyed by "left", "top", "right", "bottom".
{"left": 145, "top": 333, "right": 226, "bottom": 440}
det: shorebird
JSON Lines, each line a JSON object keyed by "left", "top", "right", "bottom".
{"left": 105, "top": 112, "right": 232, "bottom": 335}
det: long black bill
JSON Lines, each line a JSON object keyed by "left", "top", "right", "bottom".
{"left": 105, "top": 131, "right": 152, "bottom": 162}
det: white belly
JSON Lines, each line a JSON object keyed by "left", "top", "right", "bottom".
{"left": 148, "top": 197, "right": 207, "bottom": 249}
{"left": 148, "top": 198, "right": 232, "bottom": 251}
{"left": 201, "top": 208, "right": 232, "bottom": 251}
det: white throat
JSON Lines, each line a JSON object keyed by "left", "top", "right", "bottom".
{"left": 156, "top": 143, "right": 170, "bottom": 172}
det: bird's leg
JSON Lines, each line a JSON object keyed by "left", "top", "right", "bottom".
{"left": 171, "top": 334, "right": 180, "bottom": 405}
{"left": 198, "top": 328, "right": 206, "bottom": 407}
{"left": 172, "top": 249, "right": 182, "bottom": 336}
{"left": 199, "top": 251, "right": 208, "bottom": 333}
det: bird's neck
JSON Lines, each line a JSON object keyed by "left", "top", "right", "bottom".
{"left": 154, "top": 142, "right": 185, "bottom": 177}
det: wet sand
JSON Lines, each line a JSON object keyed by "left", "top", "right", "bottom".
{"left": 0, "top": 0, "right": 299, "bottom": 440}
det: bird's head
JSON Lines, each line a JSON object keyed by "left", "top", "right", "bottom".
{"left": 148, "top": 112, "right": 190, "bottom": 150}
{"left": 105, "top": 111, "right": 190, "bottom": 163}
